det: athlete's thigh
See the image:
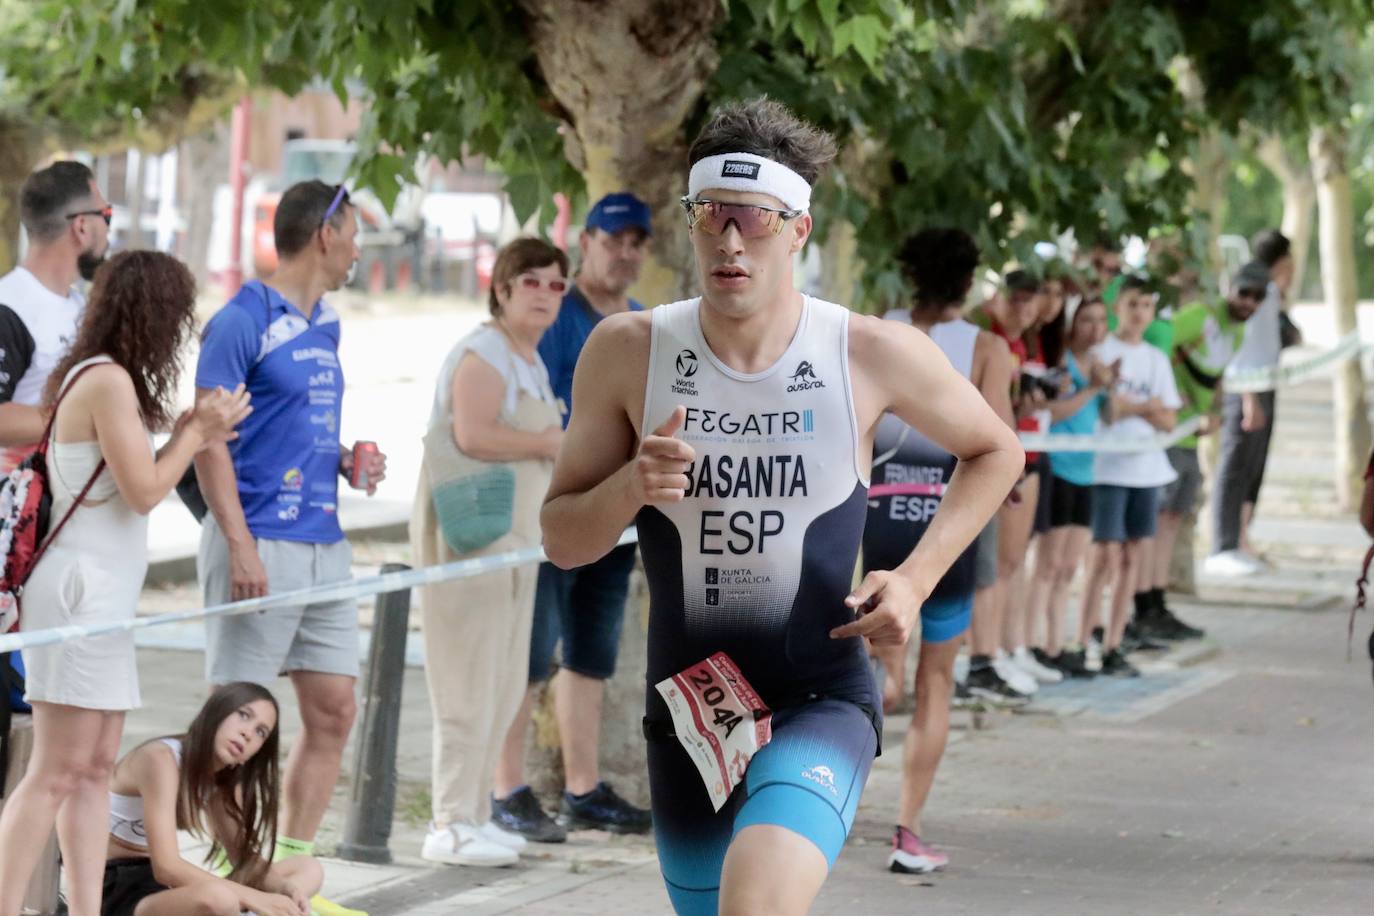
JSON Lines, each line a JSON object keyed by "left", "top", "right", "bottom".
{"left": 647, "top": 736, "right": 738, "bottom": 916}
{"left": 732, "top": 699, "right": 876, "bottom": 867}
{"left": 720, "top": 824, "right": 828, "bottom": 916}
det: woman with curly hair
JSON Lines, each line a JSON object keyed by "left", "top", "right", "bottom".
{"left": 0, "top": 250, "right": 251, "bottom": 916}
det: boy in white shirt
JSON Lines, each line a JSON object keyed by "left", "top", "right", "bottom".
{"left": 1076, "top": 276, "right": 1181, "bottom": 677}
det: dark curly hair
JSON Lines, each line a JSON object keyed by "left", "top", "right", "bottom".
{"left": 688, "top": 97, "right": 837, "bottom": 186}
{"left": 898, "top": 228, "right": 980, "bottom": 307}
{"left": 46, "top": 250, "right": 197, "bottom": 431}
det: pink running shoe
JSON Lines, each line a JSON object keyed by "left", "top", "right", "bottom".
{"left": 888, "top": 825, "right": 948, "bottom": 874}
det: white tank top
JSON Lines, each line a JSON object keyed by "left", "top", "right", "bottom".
{"left": 46, "top": 355, "right": 150, "bottom": 571}
{"left": 638, "top": 296, "right": 879, "bottom": 725}
{"left": 109, "top": 738, "right": 183, "bottom": 850}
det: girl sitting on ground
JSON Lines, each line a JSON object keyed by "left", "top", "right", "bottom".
{"left": 101, "top": 682, "right": 322, "bottom": 916}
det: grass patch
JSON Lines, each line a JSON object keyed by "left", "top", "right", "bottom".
{"left": 397, "top": 782, "right": 432, "bottom": 827}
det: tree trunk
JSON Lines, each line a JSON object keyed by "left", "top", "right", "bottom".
{"left": 1309, "top": 125, "right": 1371, "bottom": 511}
{"left": 520, "top": 0, "right": 722, "bottom": 306}
{"left": 0, "top": 120, "right": 48, "bottom": 273}
{"left": 1171, "top": 100, "right": 1228, "bottom": 591}
{"left": 125, "top": 149, "right": 148, "bottom": 250}
{"left": 1256, "top": 135, "right": 1315, "bottom": 300}
{"left": 515, "top": 0, "right": 722, "bottom": 804}
{"left": 179, "top": 124, "right": 231, "bottom": 287}
{"left": 819, "top": 220, "right": 860, "bottom": 308}
{"left": 525, "top": 565, "right": 653, "bottom": 808}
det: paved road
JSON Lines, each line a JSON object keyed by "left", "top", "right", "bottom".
{"left": 118, "top": 593, "right": 1374, "bottom": 915}
{"left": 291, "top": 596, "right": 1367, "bottom": 915}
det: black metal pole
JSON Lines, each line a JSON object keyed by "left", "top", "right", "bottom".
{"left": 338, "top": 563, "right": 411, "bottom": 864}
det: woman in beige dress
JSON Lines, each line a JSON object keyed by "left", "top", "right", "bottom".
{"left": 411, "top": 237, "right": 567, "bottom": 868}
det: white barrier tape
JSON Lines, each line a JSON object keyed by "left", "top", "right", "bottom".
{"left": 1223, "top": 331, "right": 1362, "bottom": 393}
{"left": 2, "top": 331, "right": 1365, "bottom": 656}
{"left": 1019, "top": 415, "right": 1203, "bottom": 454}
{"left": 0, "top": 528, "right": 641, "bottom": 655}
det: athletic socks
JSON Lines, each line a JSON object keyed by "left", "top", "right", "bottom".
{"left": 274, "top": 836, "right": 315, "bottom": 861}
{"left": 274, "top": 836, "right": 372, "bottom": 916}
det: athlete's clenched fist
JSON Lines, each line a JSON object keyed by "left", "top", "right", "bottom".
{"left": 632, "top": 405, "right": 696, "bottom": 505}
{"left": 830, "top": 569, "right": 924, "bottom": 647}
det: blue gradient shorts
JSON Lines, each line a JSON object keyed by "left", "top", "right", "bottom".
{"left": 921, "top": 592, "right": 973, "bottom": 644}
{"left": 647, "top": 698, "right": 877, "bottom": 915}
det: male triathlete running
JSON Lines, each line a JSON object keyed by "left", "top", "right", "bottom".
{"left": 541, "top": 98, "right": 1023, "bottom": 916}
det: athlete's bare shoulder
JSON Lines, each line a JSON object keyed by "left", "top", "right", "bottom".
{"left": 847, "top": 309, "right": 951, "bottom": 430}
{"left": 576, "top": 307, "right": 653, "bottom": 435}
{"left": 581, "top": 310, "right": 652, "bottom": 376}
{"left": 847, "top": 309, "right": 939, "bottom": 373}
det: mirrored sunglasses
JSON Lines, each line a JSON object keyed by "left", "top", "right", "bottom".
{"left": 680, "top": 197, "right": 802, "bottom": 239}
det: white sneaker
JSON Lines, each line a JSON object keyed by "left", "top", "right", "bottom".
{"left": 421, "top": 822, "right": 519, "bottom": 867}
{"left": 992, "top": 649, "right": 1038, "bottom": 695}
{"left": 479, "top": 820, "right": 527, "bottom": 853}
{"left": 1012, "top": 646, "right": 1064, "bottom": 684}
{"left": 1084, "top": 638, "right": 1103, "bottom": 673}
{"left": 1203, "top": 550, "right": 1265, "bottom": 578}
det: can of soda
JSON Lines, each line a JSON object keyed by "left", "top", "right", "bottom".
{"left": 350, "top": 441, "right": 378, "bottom": 490}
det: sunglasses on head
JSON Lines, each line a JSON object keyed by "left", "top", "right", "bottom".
{"left": 66, "top": 206, "right": 113, "bottom": 227}
{"left": 679, "top": 197, "right": 803, "bottom": 239}
{"left": 321, "top": 184, "right": 349, "bottom": 226}
{"left": 515, "top": 274, "right": 568, "bottom": 293}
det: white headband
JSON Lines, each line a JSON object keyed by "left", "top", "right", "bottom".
{"left": 687, "top": 152, "right": 812, "bottom": 211}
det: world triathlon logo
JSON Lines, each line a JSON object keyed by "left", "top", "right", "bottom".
{"left": 786, "top": 360, "right": 825, "bottom": 393}
{"left": 672, "top": 349, "right": 700, "bottom": 397}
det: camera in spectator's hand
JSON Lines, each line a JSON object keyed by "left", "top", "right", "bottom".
{"left": 1020, "top": 369, "right": 1064, "bottom": 401}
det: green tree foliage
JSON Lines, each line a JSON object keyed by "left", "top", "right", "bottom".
{"left": 3, "top": 0, "right": 1372, "bottom": 302}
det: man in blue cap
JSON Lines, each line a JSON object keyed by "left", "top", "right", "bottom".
{"left": 492, "top": 192, "right": 654, "bottom": 840}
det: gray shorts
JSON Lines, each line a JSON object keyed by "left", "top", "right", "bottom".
{"left": 1160, "top": 446, "right": 1203, "bottom": 515}
{"left": 973, "top": 514, "right": 1001, "bottom": 590}
{"left": 200, "top": 516, "right": 360, "bottom": 685}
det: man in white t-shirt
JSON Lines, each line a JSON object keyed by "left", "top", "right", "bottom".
{"left": 0, "top": 160, "right": 110, "bottom": 471}
{"left": 1208, "top": 230, "right": 1295, "bottom": 576}
{"left": 1075, "top": 275, "right": 1181, "bottom": 677}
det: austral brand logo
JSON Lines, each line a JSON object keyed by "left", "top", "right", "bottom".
{"left": 801, "top": 765, "right": 839, "bottom": 796}
{"left": 672, "top": 349, "right": 700, "bottom": 397}
{"left": 786, "top": 360, "right": 825, "bottom": 393}
{"left": 721, "top": 160, "right": 761, "bottom": 180}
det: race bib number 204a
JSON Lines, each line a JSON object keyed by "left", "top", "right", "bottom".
{"left": 654, "top": 652, "right": 772, "bottom": 812}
